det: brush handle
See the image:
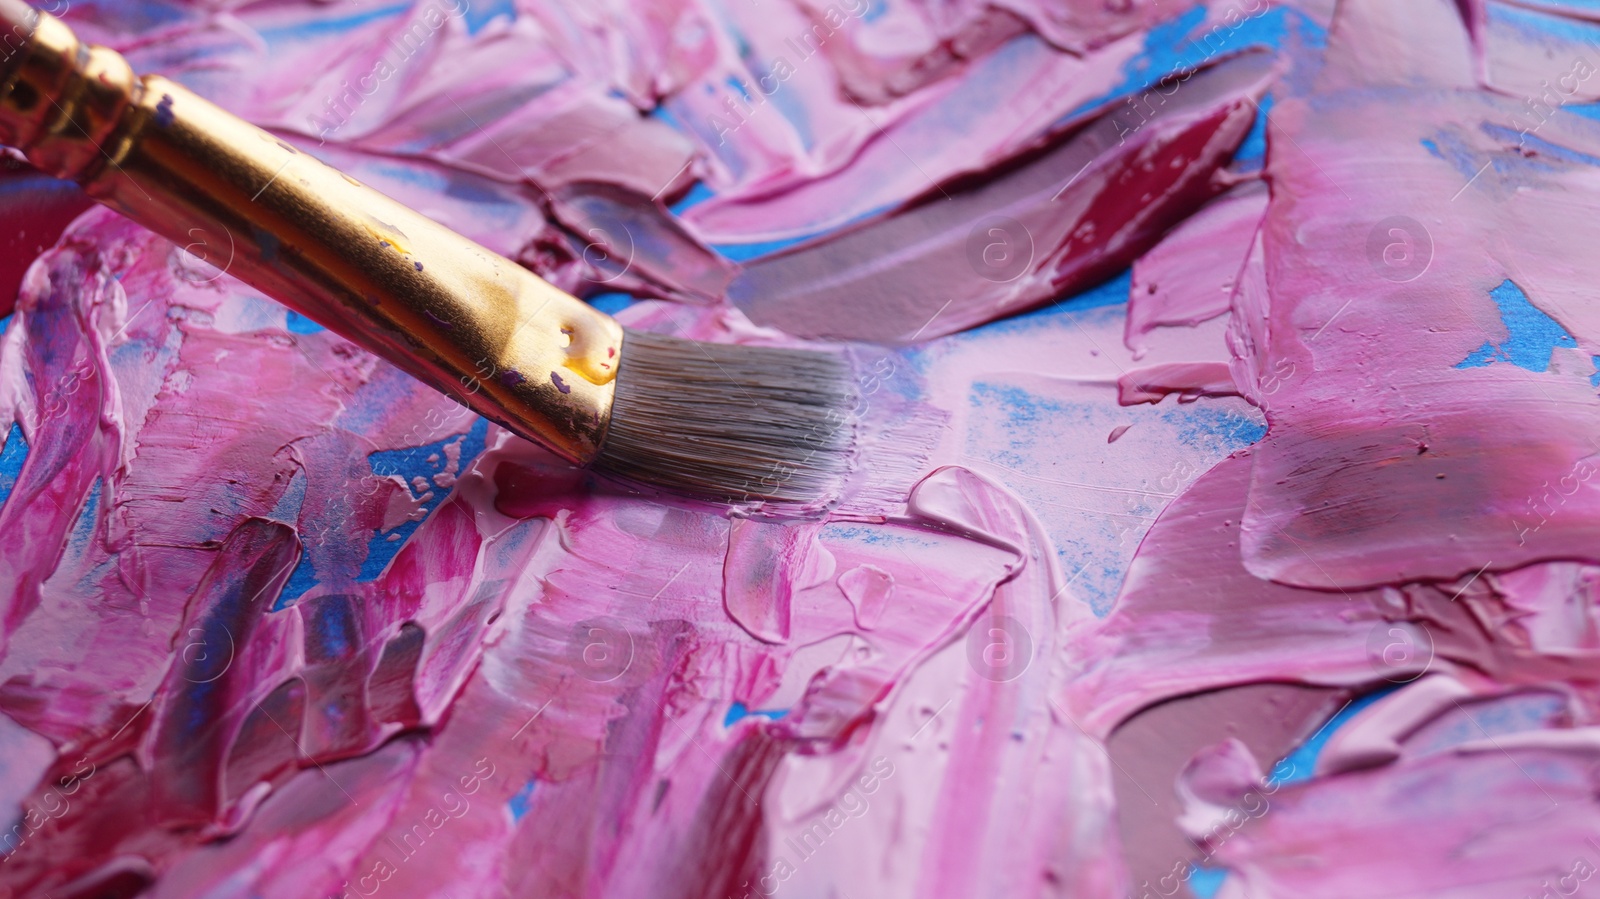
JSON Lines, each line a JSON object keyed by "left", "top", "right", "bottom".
{"left": 0, "top": 3, "right": 623, "bottom": 464}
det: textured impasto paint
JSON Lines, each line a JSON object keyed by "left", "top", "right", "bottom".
{"left": 1, "top": 1, "right": 1599, "bottom": 898}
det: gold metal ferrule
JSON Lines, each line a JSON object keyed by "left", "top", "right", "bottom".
{"left": 0, "top": 5, "right": 621, "bottom": 464}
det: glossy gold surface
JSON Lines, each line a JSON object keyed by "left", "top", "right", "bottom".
{"left": 0, "top": 9, "right": 621, "bottom": 463}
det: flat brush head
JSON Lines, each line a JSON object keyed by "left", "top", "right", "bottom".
{"left": 594, "top": 330, "right": 856, "bottom": 504}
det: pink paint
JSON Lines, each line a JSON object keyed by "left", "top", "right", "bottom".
{"left": 0, "top": 167, "right": 93, "bottom": 319}
{"left": 723, "top": 518, "right": 811, "bottom": 644}
{"left": 1233, "top": 0, "right": 1600, "bottom": 591}
{"left": 1117, "top": 361, "right": 1241, "bottom": 405}
{"left": 837, "top": 564, "right": 893, "bottom": 629}
{"left": 1312, "top": 675, "right": 1476, "bottom": 776}
{"left": 678, "top": 32, "right": 1146, "bottom": 245}
{"left": 727, "top": 50, "right": 1277, "bottom": 343}
{"left": 1, "top": 0, "right": 1598, "bottom": 897}
{"left": 1126, "top": 181, "right": 1266, "bottom": 357}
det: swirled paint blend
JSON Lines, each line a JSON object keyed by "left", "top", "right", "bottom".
{"left": 2, "top": 1, "right": 1600, "bottom": 897}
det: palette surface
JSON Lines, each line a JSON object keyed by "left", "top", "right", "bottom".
{"left": 2, "top": 1, "right": 1599, "bottom": 897}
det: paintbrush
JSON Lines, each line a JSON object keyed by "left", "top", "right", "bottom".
{"left": 0, "top": 1, "right": 854, "bottom": 504}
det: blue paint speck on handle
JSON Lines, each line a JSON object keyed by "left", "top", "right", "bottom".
{"left": 154, "top": 94, "right": 176, "bottom": 128}
{"left": 550, "top": 371, "right": 570, "bottom": 394}
{"left": 252, "top": 226, "right": 281, "bottom": 263}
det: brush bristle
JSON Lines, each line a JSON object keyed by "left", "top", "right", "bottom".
{"left": 593, "top": 330, "right": 856, "bottom": 503}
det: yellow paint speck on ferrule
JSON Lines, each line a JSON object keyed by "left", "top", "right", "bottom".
{"left": 362, "top": 220, "right": 412, "bottom": 257}
{"left": 562, "top": 321, "right": 619, "bottom": 385}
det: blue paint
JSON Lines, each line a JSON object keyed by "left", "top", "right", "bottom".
{"left": 66, "top": 0, "right": 186, "bottom": 32}
{"left": 974, "top": 269, "right": 1134, "bottom": 340}
{"left": 819, "top": 523, "right": 939, "bottom": 550}
{"left": 154, "top": 94, "right": 176, "bottom": 128}
{"left": 1488, "top": 0, "right": 1600, "bottom": 46}
{"left": 587, "top": 292, "right": 635, "bottom": 315}
{"left": 1270, "top": 687, "right": 1397, "bottom": 786}
{"left": 661, "top": 91, "right": 749, "bottom": 185}
{"left": 357, "top": 417, "right": 489, "bottom": 581}
{"left": 353, "top": 161, "right": 540, "bottom": 239}
{"left": 460, "top": 0, "right": 515, "bottom": 34}
{"left": 286, "top": 311, "right": 325, "bottom": 334}
{"left": 307, "top": 596, "right": 355, "bottom": 659}
{"left": 1196, "top": 686, "right": 1397, "bottom": 895}
{"left": 961, "top": 341, "right": 1265, "bottom": 617}
{"left": 1173, "top": 402, "right": 1268, "bottom": 449}
{"left": 760, "top": 56, "right": 816, "bottom": 152}
{"left": 1052, "top": 268, "right": 1136, "bottom": 314}
{"left": 1420, "top": 138, "right": 1442, "bottom": 158}
{"left": 1405, "top": 692, "right": 1565, "bottom": 754}
{"left": 508, "top": 777, "right": 537, "bottom": 822}
{"left": 1074, "top": 3, "right": 1306, "bottom": 130}
{"left": 1118, "top": 7, "right": 1215, "bottom": 93}
{"left": 712, "top": 236, "right": 813, "bottom": 262}
{"left": 1497, "top": 0, "right": 1600, "bottom": 12}
{"left": 1188, "top": 865, "right": 1230, "bottom": 898}
{"left": 728, "top": 33, "right": 756, "bottom": 71}
{"left": 1567, "top": 100, "right": 1600, "bottom": 124}
{"left": 1590, "top": 356, "right": 1600, "bottom": 388}
{"left": 650, "top": 105, "right": 687, "bottom": 133}
{"left": 1235, "top": 92, "right": 1273, "bottom": 164}
{"left": 969, "top": 383, "right": 1080, "bottom": 463}
{"left": 724, "top": 701, "right": 789, "bottom": 727}
{"left": 439, "top": 168, "right": 521, "bottom": 205}
{"left": 276, "top": 553, "right": 319, "bottom": 611}
{"left": 68, "top": 478, "right": 102, "bottom": 554}
{"left": 254, "top": 2, "right": 412, "bottom": 45}
{"left": 1423, "top": 128, "right": 1502, "bottom": 185}
{"left": 318, "top": 367, "right": 408, "bottom": 435}
{"left": 1482, "top": 123, "right": 1600, "bottom": 168}
{"left": 268, "top": 470, "right": 314, "bottom": 610}
{"left": 252, "top": 227, "right": 281, "bottom": 264}
{"left": 0, "top": 422, "right": 26, "bottom": 511}
{"left": 690, "top": 3, "right": 1308, "bottom": 262}
{"left": 183, "top": 678, "right": 219, "bottom": 734}
{"left": 1456, "top": 279, "right": 1575, "bottom": 373}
